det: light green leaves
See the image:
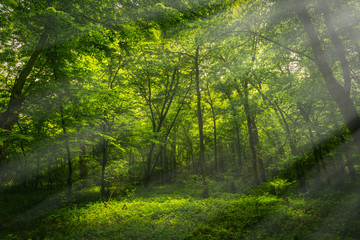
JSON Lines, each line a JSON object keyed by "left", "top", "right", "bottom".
{"left": 39, "top": 7, "right": 75, "bottom": 34}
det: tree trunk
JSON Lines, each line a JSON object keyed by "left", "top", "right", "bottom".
{"left": 235, "top": 124, "right": 242, "bottom": 169}
{"left": 65, "top": 143, "right": 72, "bottom": 194}
{"left": 206, "top": 83, "right": 218, "bottom": 172}
{"left": 79, "top": 140, "right": 88, "bottom": 188}
{"left": 195, "top": 46, "right": 208, "bottom": 197}
{"left": 243, "top": 80, "right": 260, "bottom": 184}
{"left": 274, "top": 101, "right": 297, "bottom": 155}
{"left": 101, "top": 161, "right": 106, "bottom": 197}
{"left": 163, "top": 145, "right": 168, "bottom": 183}
{"left": 296, "top": 1, "right": 360, "bottom": 152}
{"left": 35, "top": 156, "right": 41, "bottom": 189}
{"left": 0, "top": 33, "right": 48, "bottom": 162}
{"left": 60, "top": 105, "right": 72, "bottom": 195}
{"left": 128, "top": 150, "right": 134, "bottom": 184}
{"left": 144, "top": 142, "right": 155, "bottom": 187}
{"left": 224, "top": 91, "right": 243, "bottom": 170}
{"left": 17, "top": 122, "right": 27, "bottom": 187}
{"left": 101, "top": 122, "right": 108, "bottom": 197}
{"left": 172, "top": 143, "right": 177, "bottom": 180}
{"left": 320, "top": 0, "right": 352, "bottom": 94}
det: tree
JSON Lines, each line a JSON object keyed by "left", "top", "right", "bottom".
{"left": 194, "top": 45, "right": 208, "bottom": 197}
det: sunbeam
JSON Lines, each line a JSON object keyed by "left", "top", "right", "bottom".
{"left": 1, "top": 0, "right": 360, "bottom": 239}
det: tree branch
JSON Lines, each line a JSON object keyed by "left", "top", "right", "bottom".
{"left": 231, "top": 30, "right": 315, "bottom": 61}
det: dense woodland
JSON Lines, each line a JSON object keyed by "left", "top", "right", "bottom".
{"left": 1, "top": 0, "right": 360, "bottom": 239}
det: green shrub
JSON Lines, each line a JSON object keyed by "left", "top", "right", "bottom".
{"left": 269, "top": 178, "right": 294, "bottom": 196}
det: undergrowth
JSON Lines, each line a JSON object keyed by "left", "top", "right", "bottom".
{"left": 1, "top": 177, "right": 360, "bottom": 239}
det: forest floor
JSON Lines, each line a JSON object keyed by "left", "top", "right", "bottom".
{"left": 1, "top": 175, "right": 360, "bottom": 239}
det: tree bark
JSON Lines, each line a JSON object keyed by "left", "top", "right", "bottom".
{"left": 243, "top": 80, "right": 261, "bottom": 184}
{"left": 195, "top": 46, "right": 208, "bottom": 197}
{"left": 79, "top": 140, "right": 88, "bottom": 188}
{"left": 101, "top": 122, "right": 108, "bottom": 197}
{"left": 60, "top": 104, "right": 72, "bottom": 195}
{"left": 17, "top": 122, "right": 28, "bottom": 187}
{"left": 144, "top": 142, "right": 155, "bottom": 187}
{"left": 320, "top": 0, "right": 352, "bottom": 94}
{"left": 206, "top": 82, "right": 218, "bottom": 172}
{"left": 0, "top": 33, "right": 48, "bottom": 162}
{"left": 171, "top": 143, "right": 177, "bottom": 181}
{"left": 296, "top": 0, "right": 360, "bottom": 152}
{"left": 224, "top": 90, "right": 242, "bottom": 170}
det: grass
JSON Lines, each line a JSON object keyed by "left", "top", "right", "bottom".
{"left": 1, "top": 176, "right": 360, "bottom": 239}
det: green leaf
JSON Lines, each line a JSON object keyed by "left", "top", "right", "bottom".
{"left": 110, "top": 142, "right": 126, "bottom": 152}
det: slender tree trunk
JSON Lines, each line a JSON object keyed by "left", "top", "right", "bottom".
{"left": 220, "top": 144, "right": 226, "bottom": 172}
{"left": 48, "top": 160, "right": 53, "bottom": 191}
{"left": 297, "top": 102, "right": 325, "bottom": 184}
{"left": 224, "top": 91, "right": 243, "bottom": 170}
{"left": 162, "top": 145, "right": 168, "bottom": 183}
{"left": 101, "top": 161, "right": 106, "bottom": 196}
{"left": 213, "top": 121, "right": 218, "bottom": 171}
{"left": 128, "top": 150, "right": 134, "bottom": 184}
{"left": 242, "top": 80, "right": 266, "bottom": 183}
{"left": 235, "top": 125, "right": 242, "bottom": 169}
{"left": 206, "top": 83, "right": 218, "bottom": 171}
{"left": 231, "top": 142, "right": 237, "bottom": 167}
{"left": 172, "top": 144, "right": 177, "bottom": 180}
{"left": 65, "top": 144, "right": 72, "bottom": 193}
{"left": 275, "top": 102, "right": 297, "bottom": 155}
{"left": 238, "top": 36, "right": 266, "bottom": 182}
{"left": 79, "top": 140, "right": 88, "bottom": 188}
{"left": 35, "top": 156, "right": 41, "bottom": 189}
{"left": 101, "top": 122, "right": 108, "bottom": 197}
{"left": 243, "top": 80, "right": 260, "bottom": 184}
{"left": 60, "top": 104, "right": 72, "bottom": 195}
{"left": 17, "top": 122, "right": 27, "bottom": 187}
{"left": 195, "top": 46, "right": 208, "bottom": 197}
{"left": 145, "top": 142, "right": 155, "bottom": 187}
{"left": 296, "top": 1, "right": 360, "bottom": 152}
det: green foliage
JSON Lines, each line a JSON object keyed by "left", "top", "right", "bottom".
{"left": 0, "top": 182, "right": 239, "bottom": 239}
{"left": 186, "top": 195, "right": 283, "bottom": 239}
{"left": 187, "top": 183, "right": 360, "bottom": 240}
{"left": 1, "top": 0, "right": 360, "bottom": 239}
{"left": 2, "top": 178, "right": 360, "bottom": 239}
{"left": 268, "top": 178, "right": 294, "bottom": 196}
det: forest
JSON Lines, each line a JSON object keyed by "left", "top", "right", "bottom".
{"left": 1, "top": 0, "right": 360, "bottom": 239}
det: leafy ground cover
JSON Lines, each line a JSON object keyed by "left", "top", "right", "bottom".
{"left": 1, "top": 177, "right": 360, "bottom": 239}
{"left": 1, "top": 178, "right": 241, "bottom": 239}
{"left": 188, "top": 180, "right": 360, "bottom": 239}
